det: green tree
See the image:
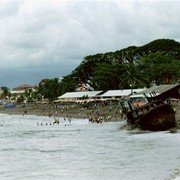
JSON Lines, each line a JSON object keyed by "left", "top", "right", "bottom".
{"left": 1, "top": 86, "right": 10, "bottom": 99}
{"left": 137, "top": 52, "right": 180, "bottom": 86}
{"left": 17, "top": 94, "right": 25, "bottom": 104}
{"left": 92, "top": 63, "right": 124, "bottom": 91}
{"left": 60, "top": 39, "right": 179, "bottom": 91}
{"left": 120, "top": 63, "right": 147, "bottom": 89}
{"left": 59, "top": 74, "right": 79, "bottom": 94}
{"left": 37, "top": 78, "right": 61, "bottom": 102}
{"left": 31, "top": 91, "right": 42, "bottom": 101}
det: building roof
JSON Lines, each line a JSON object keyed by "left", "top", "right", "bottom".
{"left": 101, "top": 89, "right": 145, "bottom": 97}
{"left": 130, "top": 84, "right": 180, "bottom": 98}
{"left": 137, "top": 84, "right": 179, "bottom": 96}
{"left": 13, "top": 84, "right": 35, "bottom": 91}
{"left": 58, "top": 91, "right": 103, "bottom": 99}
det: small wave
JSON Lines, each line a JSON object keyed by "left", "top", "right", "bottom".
{"left": 0, "top": 148, "right": 16, "bottom": 152}
{"left": 119, "top": 122, "right": 148, "bottom": 134}
{"left": 0, "top": 147, "right": 66, "bottom": 153}
{"left": 36, "top": 148, "right": 66, "bottom": 153}
{"left": 166, "top": 168, "right": 180, "bottom": 180}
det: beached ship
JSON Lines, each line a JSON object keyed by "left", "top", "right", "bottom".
{"left": 120, "top": 93, "right": 176, "bottom": 131}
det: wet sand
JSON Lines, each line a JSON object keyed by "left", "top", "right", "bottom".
{"left": 0, "top": 103, "right": 123, "bottom": 122}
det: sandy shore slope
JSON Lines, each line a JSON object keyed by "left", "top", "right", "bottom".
{"left": 0, "top": 102, "right": 179, "bottom": 129}
{"left": 0, "top": 103, "right": 123, "bottom": 122}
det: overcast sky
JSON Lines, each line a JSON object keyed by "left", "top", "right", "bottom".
{"left": 0, "top": 0, "right": 179, "bottom": 88}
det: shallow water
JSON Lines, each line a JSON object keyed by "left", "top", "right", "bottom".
{"left": 0, "top": 114, "right": 179, "bottom": 180}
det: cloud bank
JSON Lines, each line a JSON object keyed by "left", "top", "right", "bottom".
{"left": 0, "top": 0, "right": 179, "bottom": 88}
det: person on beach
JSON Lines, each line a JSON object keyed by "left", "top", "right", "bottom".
{"left": 53, "top": 117, "right": 60, "bottom": 125}
{"left": 109, "top": 106, "right": 112, "bottom": 112}
{"left": 23, "top": 110, "right": 27, "bottom": 116}
{"left": 120, "top": 109, "right": 123, "bottom": 119}
{"left": 48, "top": 112, "right": 52, "bottom": 117}
{"left": 68, "top": 117, "right": 71, "bottom": 124}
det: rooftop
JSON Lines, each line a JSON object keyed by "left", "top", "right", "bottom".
{"left": 58, "top": 91, "right": 103, "bottom": 99}
{"left": 101, "top": 89, "right": 145, "bottom": 97}
{"left": 137, "top": 84, "right": 179, "bottom": 95}
{"left": 13, "top": 84, "right": 35, "bottom": 91}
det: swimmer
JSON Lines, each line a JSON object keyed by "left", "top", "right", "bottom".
{"left": 53, "top": 117, "right": 60, "bottom": 125}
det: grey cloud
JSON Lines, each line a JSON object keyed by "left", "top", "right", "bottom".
{"left": 0, "top": 0, "right": 179, "bottom": 88}
{"left": 0, "top": 0, "right": 22, "bottom": 17}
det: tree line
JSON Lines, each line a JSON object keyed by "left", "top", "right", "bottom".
{"left": 59, "top": 39, "right": 180, "bottom": 92}
{"left": 1, "top": 39, "right": 180, "bottom": 102}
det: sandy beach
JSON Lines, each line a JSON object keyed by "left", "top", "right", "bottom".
{"left": 0, "top": 101, "right": 180, "bottom": 129}
{"left": 0, "top": 102, "right": 123, "bottom": 122}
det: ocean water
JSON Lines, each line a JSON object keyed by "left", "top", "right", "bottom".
{"left": 0, "top": 114, "right": 179, "bottom": 180}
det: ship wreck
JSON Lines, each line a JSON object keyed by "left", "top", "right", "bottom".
{"left": 120, "top": 84, "right": 179, "bottom": 131}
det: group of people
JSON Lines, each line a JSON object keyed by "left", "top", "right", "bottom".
{"left": 37, "top": 115, "right": 71, "bottom": 126}
{"left": 89, "top": 116, "right": 103, "bottom": 123}
{"left": 88, "top": 114, "right": 118, "bottom": 123}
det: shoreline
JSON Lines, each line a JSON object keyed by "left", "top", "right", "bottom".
{"left": 0, "top": 103, "right": 123, "bottom": 122}
{"left": 0, "top": 102, "right": 180, "bottom": 129}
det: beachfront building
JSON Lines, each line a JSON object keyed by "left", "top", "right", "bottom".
{"left": 12, "top": 84, "right": 35, "bottom": 92}
{"left": 76, "top": 83, "right": 93, "bottom": 92}
{"left": 100, "top": 89, "right": 145, "bottom": 100}
{"left": 57, "top": 91, "right": 103, "bottom": 102}
{"left": 11, "top": 84, "right": 35, "bottom": 95}
{"left": 56, "top": 89, "right": 145, "bottom": 103}
{"left": 56, "top": 84, "right": 180, "bottom": 104}
{"left": 11, "top": 84, "right": 36, "bottom": 102}
{"left": 130, "top": 84, "right": 180, "bottom": 100}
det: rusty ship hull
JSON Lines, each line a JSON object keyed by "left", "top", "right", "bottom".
{"left": 125, "top": 103, "right": 175, "bottom": 131}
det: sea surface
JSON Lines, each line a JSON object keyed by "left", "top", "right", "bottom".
{"left": 0, "top": 114, "right": 179, "bottom": 180}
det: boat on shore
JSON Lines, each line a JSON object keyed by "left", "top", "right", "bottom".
{"left": 4, "top": 103, "right": 16, "bottom": 109}
{"left": 120, "top": 93, "right": 176, "bottom": 131}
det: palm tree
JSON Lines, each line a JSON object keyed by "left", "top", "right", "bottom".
{"left": 120, "top": 63, "right": 146, "bottom": 90}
